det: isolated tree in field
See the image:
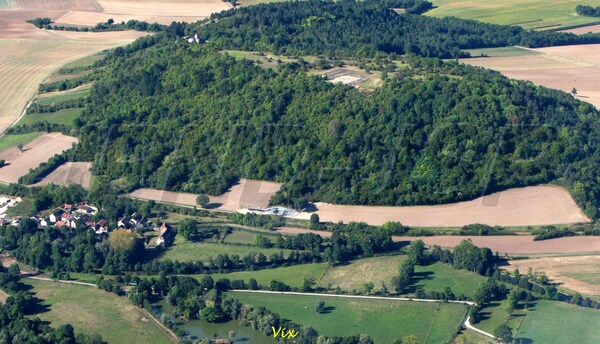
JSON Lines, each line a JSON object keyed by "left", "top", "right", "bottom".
{"left": 494, "top": 323, "right": 513, "bottom": 343}
{"left": 0, "top": 159, "right": 5, "bottom": 167}
{"left": 507, "top": 290, "right": 518, "bottom": 313}
{"left": 17, "top": 144, "right": 23, "bottom": 152}
{"left": 315, "top": 300, "right": 325, "bottom": 313}
{"left": 228, "top": 330, "right": 236, "bottom": 341}
{"left": 107, "top": 18, "right": 114, "bottom": 25}
{"left": 309, "top": 213, "right": 320, "bottom": 229}
{"left": 392, "top": 260, "right": 414, "bottom": 293}
{"left": 572, "top": 87, "right": 577, "bottom": 95}
{"left": 196, "top": 194, "right": 210, "bottom": 207}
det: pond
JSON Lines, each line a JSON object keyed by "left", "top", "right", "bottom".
{"left": 152, "top": 302, "right": 278, "bottom": 343}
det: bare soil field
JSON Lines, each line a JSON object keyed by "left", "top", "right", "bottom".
{"left": 55, "top": 0, "right": 232, "bottom": 26}
{"left": 33, "top": 161, "right": 92, "bottom": 189}
{"left": 560, "top": 24, "right": 600, "bottom": 34}
{"left": 301, "top": 185, "right": 588, "bottom": 227}
{"left": 130, "top": 179, "right": 282, "bottom": 212}
{"left": 506, "top": 255, "right": 600, "bottom": 295}
{"left": 276, "top": 226, "right": 333, "bottom": 238}
{"left": 0, "top": 289, "right": 8, "bottom": 304}
{"left": 394, "top": 235, "right": 600, "bottom": 255}
{"left": 0, "top": 37, "right": 144, "bottom": 134}
{"left": 0, "top": 132, "right": 78, "bottom": 184}
{"left": 461, "top": 44, "right": 600, "bottom": 108}
{"left": 14, "top": 0, "right": 103, "bottom": 11}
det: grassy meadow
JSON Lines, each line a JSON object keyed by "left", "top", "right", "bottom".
{"left": 462, "top": 46, "right": 540, "bottom": 58}
{"left": 427, "top": 0, "right": 600, "bottom": 30}
{"left": 515, "top": 300, "right": 600, "bottom": 343}
{"left": 18, "top": 108, "right": 82, "bottom": 127}
{"left": 153, "top": 235, "right": 296, "bottom": 262}
{"left": 24, "top": 279, "right": 173, "bottom": 344}
{"left": 0, "top": 132, "right": 42, "bottom": 152}
{"left": 204, "top": 263, "right": 329, "bottom": 288}
{"left": 230, "top": 291, "right": 466, "bottom": 344}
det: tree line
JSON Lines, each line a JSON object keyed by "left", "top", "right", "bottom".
{"left": 194, "top": 0, "right": 600, "bottom": 59}
{"left": 576, "top": 5, "right": 600, "bottom": 17}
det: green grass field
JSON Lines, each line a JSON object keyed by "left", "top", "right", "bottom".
{"left": 0, "top": 132, "right": 42, "bottom": 153}
{"left": 476, "top": 298, "right": 525, "bottom": 335}
{"left": 18, "top": 108, "right": 82, "bottom": 127}
{"left": 230, "top": 292, "right": 466, "bottom": 344}
{"left": 56, "top": 54, "right": 103, "bottom": 73}
{"left": 201, "top": 263, "right": 329, "bottom": 288}
{"left": 154, "top": 235, "right": 296, "bottom": 262}
{"left": 24, "top": 279, "right": 173, "bottom": 344}
{"left": 516, "top": 300, "right": 600, "bottom": 343}
{"left": 318, "top": 256, "right": 485, "bottom": 298}
{"left": 428, "top": 0, "right": 600, "bottom": 30}
{"left": 222, "top": 229, "right": 280, "bottom": 245}
{"left": 35, "top": 88, "right": 90, "bottom": 106}
{"left": 462, "top": 46, "right": 541, "bottom": 58}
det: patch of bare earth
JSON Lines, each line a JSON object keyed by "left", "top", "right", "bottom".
{"left": 130, "top": 179, "right": 282, "bottom": 212}
{"left": 0, "top": 133, "right": 78, "bottom": 184}
{"left": 14, "top": 0, "right": 103, "bottom": 11}
{"left": 505, "top": 255, "right": 600, "bottom": 295}
{"left": 560, "top": 24, "right": 600, "bottom": 35}
{"left": 0, "top": 290, "right": 8, "bottom": 304}
{"left": 393, "top": 235, "right": 600, "bottom": 255}
{"left": 461, "top": 44, "right": 600, "bottom": 108}
{"left": 56, "top": 0, "right": 232, "bottom": 26}
{"left": 276, "top": 226, "right": 332, "bottom": 238}
{"left": 33, "top": 161, "right": 92, "bottom": 189}
{"left": 306, "top": 185, "right": 588, "bottom": 227}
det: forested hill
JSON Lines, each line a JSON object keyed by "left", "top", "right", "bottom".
{"left": 195, "top": 0, "right": 600, "bottom": 58}
{"left": 75, "top": 36, "right": 600, "bottom": 217}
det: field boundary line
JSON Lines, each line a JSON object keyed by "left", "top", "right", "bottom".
{"left": 423, "top": 303, "right": 440, "bottom": 343}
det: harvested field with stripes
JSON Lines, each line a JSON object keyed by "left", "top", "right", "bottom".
{"left": 33, "top": 161, "right": 92, "bottom": 189}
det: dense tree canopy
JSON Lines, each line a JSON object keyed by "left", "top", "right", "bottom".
{"left": 194, "top": 0, "right": 600, "bottom": 58}
{"left": 75, "top": 34, "right": 600, "bottom": 216}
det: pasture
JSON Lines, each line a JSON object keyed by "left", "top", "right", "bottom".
{"left": 33, "top": 161, "right": 93, "bottom": 189}
{"left": 35, "top": 87, "right": 91, "bottom": 104}
{"left": 24, "top": 278, "right": 173, "bottom": 344}
{"left": 230, "top": 291, "right": 466, "bottom": 344}
{"left": 18, "top": 108, "right": 82, "bottom": 127}
{"left": 318, "top": 257, "right": 486, "bottom": 298}
{"left": 306, "top": 185, "right": 589, "bottom": 227}
{"left": 130, "top": 178, "right": 282, "bottom": 212}
{"left": 0, "top": 132, "right": 42, "bottom": 152}
{"left": 427, "top": 0, "right": 600, "bottom": 30}
{"left": 203, "top": 263, "right": 329, "bottom": 288}
{"left": 461, "top": 44, "right": 600, "bottom": 109}
{"left": 152, "top": 235, "right": 296, "bottom": 262}
{"left": 0, "top": 132, "right": 78, "bottom": 184}
{"left": 506, "top": 255, "right": 600, "bottom": 296}
{"left": 515, "top": 300, "right": 600, "bottom": 343}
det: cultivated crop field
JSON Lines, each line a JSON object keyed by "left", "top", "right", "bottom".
{"left": 231, "top": 291, "right": 466, "bottom": 344}
{"left": 0, "top": 132, "right": 78, "bottom": 184}
{"left": 25, "top": 279, "right": 173, "bottom": 344}
{"left": 515, "top": 300, "right": 600, "bottom": 343}
{"left": 33, "top": 161, "right": 93, "bottom": 189}
{"left": 306, "top": 185, "right": 589, "bottom": 227}
{"left": 394, "top": 235, "right": 600, "bottom": 255}
{"left": 130, "top": 178, "right": 282, "bottom": 212}
{"left": 55, "top": 0, "right": 232, "bottom": 26}
{"left": 506, "top": 255, "right": 600, "bottom": 295}
{"left": 427, "top": 0, "right": 600, "bottom": 30}
{"left": 461, "top": 44, "right": 600, "bottom": 109}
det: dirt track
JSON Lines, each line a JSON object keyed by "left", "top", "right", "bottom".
{"left": 33, "top": 161, "right": 92, "bottom": 189}
{"left": 0, "top": 133, "right": 78, "bottom": 184}
{"left": 302, "top": 185, "right": 588, "bottom": 227}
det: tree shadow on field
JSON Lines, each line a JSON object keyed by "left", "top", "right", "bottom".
{"left": 204, "top": 202, "right": 222, "bottom": 209}
{"left": 476, "top": 301, "right": 501, "bottom": 322}
{"left": 403, "top": 271, "right": 434, "bottom": 293}
{"left": 514, "top": 338, "right": 534, "bottom": 344}
{"left": 320, "top": 306, "right": 336, "bottom": 314}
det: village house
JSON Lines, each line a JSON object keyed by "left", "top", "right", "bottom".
{"left": 155, "top": 222, "right": 174, "bottom": 246}
{"left": 49, "top": 210, "right": 64, "bottom": 223}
